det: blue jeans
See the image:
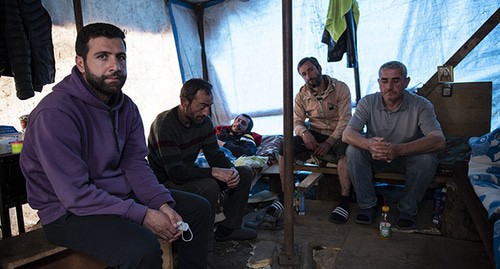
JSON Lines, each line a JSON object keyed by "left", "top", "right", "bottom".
{"left": 44, "top": 190, "right": 211, "bottom": 269}
{"left": 346, "top": 145, "right": 438, "bottom": 215}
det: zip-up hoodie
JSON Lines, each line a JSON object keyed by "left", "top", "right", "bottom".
{"left": 20, "top": 66, "right": 174, "bottom": 225}
{"left": 293, "top": 75, "right": 352, "bottom": 145}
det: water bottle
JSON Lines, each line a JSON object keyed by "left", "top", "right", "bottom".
{"left": 432, "top": 188, "right": 447, "bottom": 227}
{"left": 379, "top": 205, "right": 391, "bottom": 239}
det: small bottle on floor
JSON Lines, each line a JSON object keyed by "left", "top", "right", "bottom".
{"left": 379, "top": 205, "right": 391, "bottom": 239}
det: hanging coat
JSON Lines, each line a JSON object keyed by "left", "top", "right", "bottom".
{"left": 0, "top": 0, "right": 56, "bottom": 100}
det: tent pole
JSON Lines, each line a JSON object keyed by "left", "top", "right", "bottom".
{"left": 194, "top": 4, "right": 209, "bottom": 81}
{"left": 354, "top": 66, "right": 361, "bottom": 104}
{"left": 72, "top": 0, "right": 83, "bottom": 32}
{"left": 281, "top": 0, "right": 295, "bottom": 258}
{"left": 276, "top": 0, "right": 301, "bottom": 267}
{"left": 277, "top": 2, "right": 314, "bottom": 267}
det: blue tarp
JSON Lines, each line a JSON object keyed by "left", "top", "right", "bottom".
{"left": 170, "top": 0, "right": 499, "bottom": 134}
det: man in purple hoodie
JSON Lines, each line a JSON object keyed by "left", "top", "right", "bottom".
{"left": 20, "top": 23, "right": 213, "bottom": 268}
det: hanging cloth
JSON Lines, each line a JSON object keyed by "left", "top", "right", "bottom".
{"left": 0, "top": 0, "right": 56, "bottom": 100}
{"left": 321, "top": 0, "right": 359, "bottom": 67}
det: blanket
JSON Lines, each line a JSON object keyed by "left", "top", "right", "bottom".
{"left": 468, "top": 127, "right": 500, "bottom": 268}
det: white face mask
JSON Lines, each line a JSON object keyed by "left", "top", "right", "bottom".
{"left": 176, "top": 221, "right": 193, "bottom": 242}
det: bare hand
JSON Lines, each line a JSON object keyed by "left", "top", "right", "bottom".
{"left": 212, "top": 167, "right": 240, "bottom": 189}
{"left": 217, "top": 139, "right": 226, "bottom": 147}
{"left": 302, "top": 132, "right": 318, "bottom": 151}
{"left": 368, "top": 137, "right": 391, "bottom": 161}
{"left": 313, "top": 142, "right": 332, "bottom": 157}
{"left": 143, "top": 207, "right": 182, "bottom": 243}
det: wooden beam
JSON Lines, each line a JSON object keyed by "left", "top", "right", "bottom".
{"left": 419, "top": 8, "right": 499, "bottom": 97}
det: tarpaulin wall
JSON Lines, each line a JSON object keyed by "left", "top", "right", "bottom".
{"left": 170, "top": 0, "right": 499, "bottom": 134}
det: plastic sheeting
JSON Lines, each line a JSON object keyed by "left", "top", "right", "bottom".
{"left": 170, "top": 0, "right": 499, "bottom": 134}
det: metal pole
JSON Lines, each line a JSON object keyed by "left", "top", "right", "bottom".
{"left": 194, "top": 4, "right": 209, "bottom": 81}
{"left": 72, "top": 0, "right": 83, "bottom": 32}
{"left": 278, "top": 0, "right": 299, "bottom": 265}
{"left": 354, "top": 66, "right": 361, "bottom": 103}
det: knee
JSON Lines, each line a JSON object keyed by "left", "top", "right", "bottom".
{"left": 199, "top": 180, "right": 221, "bottom": 206}
{"left": 121, "top": 232, "right": 162, "bottom": 267}
{"left": 236, "top": 166, "right": 253, "bottom": 185}
{"left": 346, "top": 145, "right": 365, "bottom": 162}
{"left": 193, "top": 194, "right": 212, "bottom": 221}
{"left": 409, "top": 154, "right": 438, "bottom": 170}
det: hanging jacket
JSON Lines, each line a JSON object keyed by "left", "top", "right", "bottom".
{"left": 321, "top": 0, "right": 359, "bottom": 67}
{"left": 0, "top": 0, "right": 55, "bottom": 100}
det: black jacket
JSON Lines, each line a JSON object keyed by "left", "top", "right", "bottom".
{"left": 218, "top": 128, "right": 257, "bottom": 158}
{"left": 0, "top": 0, "right": 55, "bottom": 100}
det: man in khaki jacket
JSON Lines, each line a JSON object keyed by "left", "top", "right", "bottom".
{"left": 246, "top": 57, "right": 352, "bottom": 230}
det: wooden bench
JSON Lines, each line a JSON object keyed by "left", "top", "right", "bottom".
{"left": 294, "top": 163, "right": 452, "bottom": 189}
{"left": 0, "top": 228, "right": 173, "bottom": 269}
{"left": 454, "top": 162, "right": 495, "bottom": 267}
{"left": 293, "top": 163, "right": 454, "bottom": 214}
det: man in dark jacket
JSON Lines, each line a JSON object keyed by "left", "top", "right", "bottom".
{"left": 148, "top": 78, "right": 257, "bottom": 243}
{"left": 217, "top": 114, "right": 258, "bottom": 158}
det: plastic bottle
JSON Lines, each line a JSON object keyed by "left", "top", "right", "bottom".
{"left": 379, "top": 205, "right": 391, "bottom": 239}
{"left": 293, "top": 181, "right": 305, "bottom": 215}
{"left": 432, "top": 188, "right": 447, "bottom": 227}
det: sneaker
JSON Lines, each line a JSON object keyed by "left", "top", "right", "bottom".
{"left": 253, "top": 199, "right": 284, "bottom": 222}
{"left": 245, "top": 213, "right": 284, "bottom": 230}
{"left": 214, "top": 227, "right": 257, "bottom": 242}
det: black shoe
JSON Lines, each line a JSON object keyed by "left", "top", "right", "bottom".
{"left": 215, "top": 227, "right": 257, "bottom": 242}
{"left": 355, "top": 207, "right": 378, "bottom": 225}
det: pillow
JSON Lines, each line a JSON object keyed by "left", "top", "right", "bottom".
{"left": 256, "top": 135, "right": 284, "bottom": 165}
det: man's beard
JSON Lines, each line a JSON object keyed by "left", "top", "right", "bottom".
{"left": 306, "top": 73, "right": 322, "bottom": 88}
{"left": 231, "top": 125, "right": 243, "bottom": 134}
{"left": 84, "top": 66, "right": 126, "bottom": 99}
{"left": 185, "top": 106, "right": 206, "bottom": 124}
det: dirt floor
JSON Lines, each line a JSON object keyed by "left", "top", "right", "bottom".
{"left": 2, "top": 176, "right": 493, "bottom": 269}
{"left": 207, "top": 174, "right": 492, "bottom": 269}
{"left": 212, "top": 198, "right": 491, "bottom": 269}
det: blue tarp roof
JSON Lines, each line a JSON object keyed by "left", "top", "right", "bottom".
{"left": 170, "top": 0, "right": 499, "bottom": 134}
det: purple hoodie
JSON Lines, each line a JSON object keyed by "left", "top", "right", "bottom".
{"left": 20, "top": 67, "right": 175, "bottom": 225}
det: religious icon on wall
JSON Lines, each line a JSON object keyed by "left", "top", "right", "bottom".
{"left": 438, "top": 65, "right": 453, "bottom": 83}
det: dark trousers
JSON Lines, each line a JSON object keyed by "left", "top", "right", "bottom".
{"left": 164, "top": 166, "right": 252, "bottom": 232}
{"left": 279, "top": 130, "right": 348, "bottom": 162}
{"left": 43, "top": 190, "right": 211, "bottom": 269}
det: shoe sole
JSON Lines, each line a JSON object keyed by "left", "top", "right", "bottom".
{"left": 245, "top": 219, "right": 284, "bottom": 230}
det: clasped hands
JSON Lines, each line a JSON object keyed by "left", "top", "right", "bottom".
{"left": 212, "top": 167, "right": 240, "bottom": 189}
{"left": 368, "top": 137, "right": 397, "bottom": 162}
